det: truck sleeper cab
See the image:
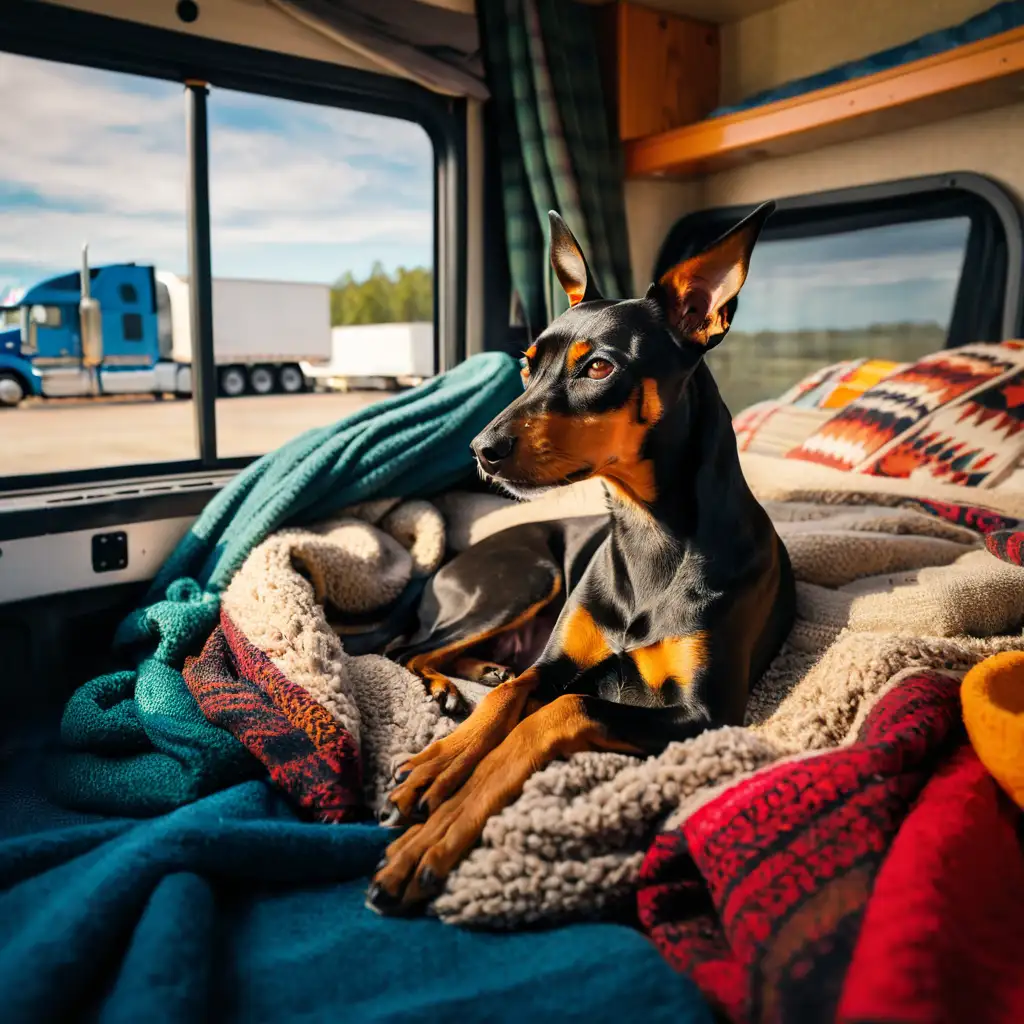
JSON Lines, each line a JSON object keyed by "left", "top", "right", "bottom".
{"left": 0, "top": 257, "right": 331, "bottom": 405}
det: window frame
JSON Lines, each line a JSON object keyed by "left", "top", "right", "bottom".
{"left": 653, "top": 173, "right": 1024, "bottom": 348}
{"left": 0, "top": 0, "right": 466, "bottom": 492}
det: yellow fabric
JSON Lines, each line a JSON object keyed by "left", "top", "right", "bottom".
{"left": 822, "top": 359, "right": 903, "bottom": 410}
{"left": 961, "top": 651, "right": 1024, "bottom": 809}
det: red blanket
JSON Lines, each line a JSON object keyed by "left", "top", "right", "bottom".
{"left": 638, "top": 670, "right": 1024, "bottom": 1024}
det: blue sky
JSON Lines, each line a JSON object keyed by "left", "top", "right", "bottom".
{"left": 0, "top": 52, "right": 972, "bottom": 331}
{"left": 732, "top": 217, "right": 970, "bottom": 332}
{"left": 0, "top": 52, "right": 433, "bottom": 298}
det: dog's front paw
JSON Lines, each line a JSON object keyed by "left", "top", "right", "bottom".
{"left": 377, "top": 730, "right": 474, "bottom": 826}
{"left": 367, "top": 759, "right": 496, "bottom": 914}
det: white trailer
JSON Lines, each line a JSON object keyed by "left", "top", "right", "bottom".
{"left": 156, "top": 273, "right": 332, "bottom": 396}
{"left": 303, "top": 321, "right": 435, "bottom": 391}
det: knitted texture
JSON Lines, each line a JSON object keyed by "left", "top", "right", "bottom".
{"left": 838, "top": 742, "right": 1024, "bottom": 1024}
{"left": 960, "top": 650, "right": 1024, "bottom": 808}
{"left": 49, "top": 352, "right": 522, "bottom": 816}
{"left": 183, "top": 613, "right": 363, "bottom": 823}
{"left": 637, "top": 670, "right": 966, "bottom": 1024}
{"left": 220, "top": 502, "right": 455, "bottom": 812}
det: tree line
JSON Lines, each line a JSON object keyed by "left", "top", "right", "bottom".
{"left": 330, "top": 263, "right": 433, "bottom": 326}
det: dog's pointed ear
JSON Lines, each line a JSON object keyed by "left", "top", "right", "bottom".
{"left": 650, "top": 201, "right": 775, "bottom": 349}
{"left": 549, "top": 210, "right": 604, "bottom": 308}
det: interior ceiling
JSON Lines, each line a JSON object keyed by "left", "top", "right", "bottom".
{"left": 580, "top": 0, "right": 789, "bottom": 23}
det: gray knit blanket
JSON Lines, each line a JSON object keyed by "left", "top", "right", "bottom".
{"left": 218, "top": 470, "right": 1024, "bottom": 929}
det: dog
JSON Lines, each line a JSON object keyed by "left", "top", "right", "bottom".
{"left": 366, "top": 201, "right": 795, "bottom": 914}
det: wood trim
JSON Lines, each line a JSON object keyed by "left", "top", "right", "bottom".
{"left": 625, "top": 25, "right": 1024, "bottom": 178}
{"left": 596, "top": 1, "right": 719, "bottom": 142}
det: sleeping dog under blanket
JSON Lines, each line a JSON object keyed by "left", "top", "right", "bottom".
{"left": 368, "top": 204, "right": 796, "bottom": 913}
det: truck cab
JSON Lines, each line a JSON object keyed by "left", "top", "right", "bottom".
{"left": 7, "top": 263, "right": 162, "bottom": 399}
{"left": 1, "top": 0, "right": 1022, "bottom": 1021}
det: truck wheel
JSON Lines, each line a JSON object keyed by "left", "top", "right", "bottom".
{"left": 0, "top": 372, "right": 26, "bottom": 407}
{"left": 249, "top": 366, "right": 275, "bottom": 395}
{"left": 278, "top": 364, "right": 306, "bottom": 394}
{"left": 219, "top": 366, "right": 247, "bottom": 398}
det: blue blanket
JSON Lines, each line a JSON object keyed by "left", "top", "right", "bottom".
{"left": 1, "top": 725, "right": 713, "bottom": 1023}
{"left": 50, "top": 353, "right": 525, "bottom": 818}
{"left": 709, "top": 0, "right": 1024, "bottom": 118}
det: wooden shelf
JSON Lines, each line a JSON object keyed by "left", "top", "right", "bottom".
{"left": 625, "top": 25, "right": 1024, "bottom": 179}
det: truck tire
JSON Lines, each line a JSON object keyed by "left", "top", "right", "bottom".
{"left": 278, "top": 364, "right": 306, "bottom": 394}
{"left": 0, "top": 372, "right": 26, "bottom": 407}
{"left": 249, "top": 366, "right": 275, "bottom": 395}
{"left": 219, "top": 366, "right": 247, "bottom": 398}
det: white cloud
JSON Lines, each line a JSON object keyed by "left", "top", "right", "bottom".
{"left": 746, "top": 249, "right": 966, "bottom": 291}
{"left": 0, "top": 52, "right": 433, "bottom": 287}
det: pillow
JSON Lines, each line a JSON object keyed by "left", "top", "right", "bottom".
{"left": 731, "top": 357, "right": 906, "bottom": 455}
{"left": 786, "top": 341, "right": 1024, "bottom": 488}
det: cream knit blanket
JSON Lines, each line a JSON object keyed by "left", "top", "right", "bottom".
{"left": 217, "top": 475, "right": 1024, "bottom": 929}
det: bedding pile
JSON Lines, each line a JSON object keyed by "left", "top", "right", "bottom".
{"left": 172, "top": 471, "right": 1024, "bottom": 937}
{"left": 639, "top": 669, "right": 1024, "bottom": 1024}
{"left": 25, "top": 342, "right": 1024, "bottom": 1022}
{"left": 48, "top": 351, "right": 524, "bottom": 816}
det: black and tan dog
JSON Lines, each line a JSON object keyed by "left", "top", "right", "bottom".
{"left": 367, "top": 202, "right": 795, "bottom": 914}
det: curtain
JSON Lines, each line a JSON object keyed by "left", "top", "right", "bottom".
{"left": 478, "top": 0, "right": 632, "bottom": 334}
{"left": 269, "top": 0, "right": 490, "bottom": 100}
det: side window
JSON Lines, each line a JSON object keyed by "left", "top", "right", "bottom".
{"left": 0, "top": 51, "right": 192, "bottom": 478}
{"left": 31, "top": 305, "right": 64, "bottom": 328}
{"left": 656, "top": 184, "right": 1020, "bottom": 417}
{"left": 206, "top": 88, "right": 434, "bottom": 458}
{"left": 708, "top": 217, "right": 971, "bottom": 412}
{"left": 0, "top": 30, "right": 454, "bottom": 490}
{"left": 122, "top": 312, "right": 144, "bottom": 341}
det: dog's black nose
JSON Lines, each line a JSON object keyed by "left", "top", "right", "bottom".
{"left": 472, "top": 434, "right": 516, "bottom": 472}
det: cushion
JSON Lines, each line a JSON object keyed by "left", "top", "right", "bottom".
{"left": 785, "top": 342, "right": 1024, "bottom": 488}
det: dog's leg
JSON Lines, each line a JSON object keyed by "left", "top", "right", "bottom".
{"left": 367, "top": 695, "right": 711, "bottom": 912}
{"left": 390, "top": 523, "right": 566, "bottom": 714}
{"left": 380, "top": 664, "right": 546, "bottom": 825}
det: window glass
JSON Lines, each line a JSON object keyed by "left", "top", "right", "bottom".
{"left": 206, "top": 88, "right": 435, "bottom": 458}
{"left": 706, "top": 217, "right": 971, "bottom": 414}
{"left": 0, "top": 52, "right": 193, "bottom": 476}
{"left": 122, "top": 312, "right": 144, "bottom": 342}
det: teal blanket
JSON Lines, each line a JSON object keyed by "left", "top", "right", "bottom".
{"left": 2, "top": 730, "right": 713, "bottom": 1023}
{"left": 50, "top": 353, "right": 524, "bottom": 817}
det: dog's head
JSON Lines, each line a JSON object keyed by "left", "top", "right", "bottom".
{"left": 471, "top": 202, "right": 775, "bottom": 503}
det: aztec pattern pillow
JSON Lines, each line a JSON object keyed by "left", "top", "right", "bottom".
{"left": 733, "top": 357, "right": 906, "bottom": 456}
{"left": 785, "top": 342, "right": 1024, "bottom": 487}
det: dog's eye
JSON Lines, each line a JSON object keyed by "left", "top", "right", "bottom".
{"left": 585, "top": 359, "right": 614, "bottom": 380}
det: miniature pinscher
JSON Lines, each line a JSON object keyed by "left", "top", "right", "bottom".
{"left": 367, "top": 201, "right": 795, "bottom": 914}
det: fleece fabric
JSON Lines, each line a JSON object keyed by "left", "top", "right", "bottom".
{"left": 0, "top": 727, "right": 714, "bottom": 1024}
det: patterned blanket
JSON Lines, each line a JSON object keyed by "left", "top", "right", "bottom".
{"left": 182, "top": 476, "right": 1024, "bottom": 937}
{"left": 639, "top": 670, "right": 1024, "bottom": 1024}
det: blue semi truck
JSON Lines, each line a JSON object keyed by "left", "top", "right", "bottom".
{"left": 0, "top": 247, "right": 332, "bottom": 407}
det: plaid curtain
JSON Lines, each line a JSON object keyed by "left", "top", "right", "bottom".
{"left": 479, "top": 0, "right": 633, "bottom": 334}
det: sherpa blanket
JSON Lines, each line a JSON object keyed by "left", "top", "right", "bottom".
{"left": 182, "top": 473, "right": 1024, "bottom": 930}
{"left": 49, "top": 352, "right": 523, "bottom": 817}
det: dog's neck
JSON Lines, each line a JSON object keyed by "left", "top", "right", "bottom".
{"left": 603, "top": 361, "right": 765, "bottom": 597}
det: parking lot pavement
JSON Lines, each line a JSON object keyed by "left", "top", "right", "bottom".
{"left": 0, "top": 391, "right": 389, "bottom": 478}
